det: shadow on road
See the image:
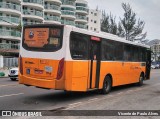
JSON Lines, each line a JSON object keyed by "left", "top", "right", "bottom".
{"left": 23, "top": 83, "right": 150, "bottom": 105}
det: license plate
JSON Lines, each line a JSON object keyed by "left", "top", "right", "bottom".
{"left": 35, "top": 70, "right": 43, "bottom": 74}
{"left": 45, "top": 66, "right": 52, "bottom": 72}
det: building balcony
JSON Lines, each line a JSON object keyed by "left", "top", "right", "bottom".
{"left": 76, "top": 23, "right": 87, "bottom": 29}
{"left": 61, "top": 19, "right": 75, "bottom": 26}
{"left": 61, "top": 0, "right": 75, "bottom": 6}
{"left": 76, "top": 6, "right": 88, "bottom": 15}
{"left": 44, "top": 4, "right": 61, "bottom": 15}
{"left": 22, "top": 0, "right": 43, "bottom": 9}
{"left": 61, "top": 10, "right": 76, "bottom": 20}
{"left": 0, "top": 29, "right": 21, "bottom": 40}
{"left": 0, "top": 2, "right": 21, "bottom": 15}
{"left": 23, "top": 0, "right": 43, "bottom": 5}
{"left": 44, "top": 15, "right": 61, "bottom": 24}
{"left": 0, "top": 43, "right": 20, "bottom": 50}
{"left": 23, "top": 21, "right": 41, "bottom": 25}
{"left": 44, "top": 0, "right": 62, "bottom": 5}
{"left": 23, "top": 9, "right": 43, "bottom": 21}
{"left": 0, "top": 16, "right": 20, "bottom": 26}
{"left": 75, "top": 15, "right": 87, "bottom": 23}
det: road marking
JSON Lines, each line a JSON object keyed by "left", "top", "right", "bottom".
{"left": 69, "top": 102, "right": 82, "bottom": 106}
{"left": 65, "top": 83, "right": 160, "bottom": 110}
{"left": 0, "top": 93, "right": 24, "bottom": 98}
{"left": 0, "top": 84, "right": 18, "bottom": 87}
{"left": 88, "top": 98, "right": 98, "bottom": 101}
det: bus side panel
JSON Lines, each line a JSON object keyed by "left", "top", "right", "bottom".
{"left": 99, "top": 62, "right": 118, "bottom": 89}
{"left": 64, "top": 61, "right": 73, "bottom": 91}
{"left": 66, "top": 61, "right": 89, "bottom": 91}
{"left": 129, "top": 62, "right": 140, "bottom": 83}
{"left": 99, "top": 62, "right": 145, "bottom": 89}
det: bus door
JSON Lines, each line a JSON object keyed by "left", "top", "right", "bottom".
{"left": 89, "top": 36, "right": 101, "bottom": 89}
{"left": 146, "top": 50, "right": 151, "bottom": 79}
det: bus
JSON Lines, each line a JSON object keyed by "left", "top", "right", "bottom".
{"left": 19, "top": 24, "right": 151, "bottom": 94}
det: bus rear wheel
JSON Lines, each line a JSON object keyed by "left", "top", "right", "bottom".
{"left": 137, "top": 74, "right": 144, "bottom": 86}
{"left": 101, "top": 76, "right": 112, "bottom": 94}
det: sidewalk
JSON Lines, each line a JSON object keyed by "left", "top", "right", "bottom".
{"left": 0, "top": 68, "right": 9, "bottom": 78}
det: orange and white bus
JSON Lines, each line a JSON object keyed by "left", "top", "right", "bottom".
{"left": 19, "top": 24, "right": 151, "bottom": 94}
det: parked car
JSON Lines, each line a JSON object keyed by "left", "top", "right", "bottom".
{"left": 151, "top": 62, "right": 160, "bottom": 69}
{"left": 151, "top": 64, "right": 156, "bottom": 69}
{"left": 8, "top": 67, "right": 18, "bottom": 81}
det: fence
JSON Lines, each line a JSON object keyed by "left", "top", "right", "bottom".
{"left": 3, "top": 57, "right": 18, "bottom": 68}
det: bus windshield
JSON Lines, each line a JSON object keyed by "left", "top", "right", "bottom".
{"left": 22, "top": 26, "right": 63, "bottom": 52}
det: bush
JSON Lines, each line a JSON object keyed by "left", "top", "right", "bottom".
{"left": 0, "top": 72, "right": 5, "bottom": 77}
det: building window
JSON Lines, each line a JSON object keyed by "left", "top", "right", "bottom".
{"left": 94, "top": 20, "right": 97, "bottom": 23}
{"left": 94, "top": 28, "right": 96, "bottom": 31}
{"left": 91, "top": 20, "right": 93, "bottom": 22}
{"left": 94, "top": 13, "right": 97, "bottom": 16}
{"left": 90, "top": 27, "right": 92, "bottom": 30}
{"left": 91, "top": 12, "right": 93, "bottom": 14}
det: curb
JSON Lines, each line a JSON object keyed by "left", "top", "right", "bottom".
{"left": 0, "top": 76, "right": 9, "bottom": 78}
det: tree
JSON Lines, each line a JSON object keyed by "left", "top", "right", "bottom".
{"left": 101, "top": 11, "right": 118, "bottom": 35}
{"left": 119, "top": 3, "right": 146, "bottom": 41}
{"left": 101, "top": 3, "right": 147, "bottom": 42}
{"left": 16, "top": 21, "right": 22, "bottom": 32}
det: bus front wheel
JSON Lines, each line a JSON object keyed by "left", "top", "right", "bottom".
{"left": 101, "top": 76, "right": 112, "bottom": 94}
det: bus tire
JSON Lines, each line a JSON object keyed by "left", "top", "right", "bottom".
{"left": 101, "top": 76, "right": 112, "bottom": 94}
{"left": 137, "top": 73, "right": 144, "bottom": 86}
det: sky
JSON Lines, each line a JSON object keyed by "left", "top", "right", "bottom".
{"left": 86, "top": 0, "right": 160, "bottom": 40}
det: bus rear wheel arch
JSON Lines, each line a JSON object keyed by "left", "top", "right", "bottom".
{"left": 101, "top": 75, "right": 112, "bottom": 94}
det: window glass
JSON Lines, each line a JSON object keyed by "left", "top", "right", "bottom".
{"left": 22, "top": 26, "right": 63, "bottom": 52}
{"left": 132, "top": 46, "right": 139, "bottom": 62}
{"left": 141, "top": 48, "right": 146, "bottom": 62}
{"left": 70, "top": 32, "right": 89, "bottom": 60}
{"left": 114, "top": 42, "right": 123, "bottom": 61}
{"left": 102, "top": 40, "right": 115, "bottom": 61}
{"left": 124, "top": 44, "right": 132, "bottom": 61}
{"left": 138, "top": 48, "right": 143, "bottom": 62}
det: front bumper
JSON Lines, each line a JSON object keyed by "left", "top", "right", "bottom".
{"left": 8, "top": 75, "right": 18, "bottom": 78}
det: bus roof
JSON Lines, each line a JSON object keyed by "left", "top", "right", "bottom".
{"left": 70, "top": 26, "right": 150, "bottom": 49}
{"left": 23, "top": 24, "right": 150, "bottom": 49}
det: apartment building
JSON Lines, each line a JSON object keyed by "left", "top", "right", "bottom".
{"left": 87, "top": 9, "right": 101, "bottom": 32}
{"left": 0, "top": 0, "right": 101, "bottom": 59}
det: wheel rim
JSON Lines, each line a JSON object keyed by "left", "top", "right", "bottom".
{"left": 140, "top": 76, "right": 144, "bottom": 84}
{"left": 105, "top": 80, "right": 109, "bottom": 91}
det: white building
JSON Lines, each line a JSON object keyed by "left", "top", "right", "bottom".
{"left": 87, "top": 9, "right": 101, "bottom": 32}
{"left": 0, "top": 0, "right": 21, "bottom": 56}
{"left": 151, "top": 42, "right": 160, "bottom": 61}
{"left": 22, "top": 0, "right": 44, "bottom": 25}
{"left": 75, "top": 0, "right": 88, "bottom": 29}
{"left": 44, "top": 0, "right": 62, "bottom": 24}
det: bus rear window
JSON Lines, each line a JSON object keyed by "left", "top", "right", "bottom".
{"left": 22, "top": 26, "right": 63, "bottom": 52}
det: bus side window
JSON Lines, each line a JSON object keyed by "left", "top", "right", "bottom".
{"left": 70, "top": 32, "right": 89, "bottom": 60}
{"left": 114, "top": 42, "right": 123, "bottom": 61}
{"left": 102, "top": 40, "right": 115, "bottom": 61}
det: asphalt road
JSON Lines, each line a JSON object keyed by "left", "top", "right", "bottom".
{"left": 0, "top": 69, "right": 160, "bottom": 118}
